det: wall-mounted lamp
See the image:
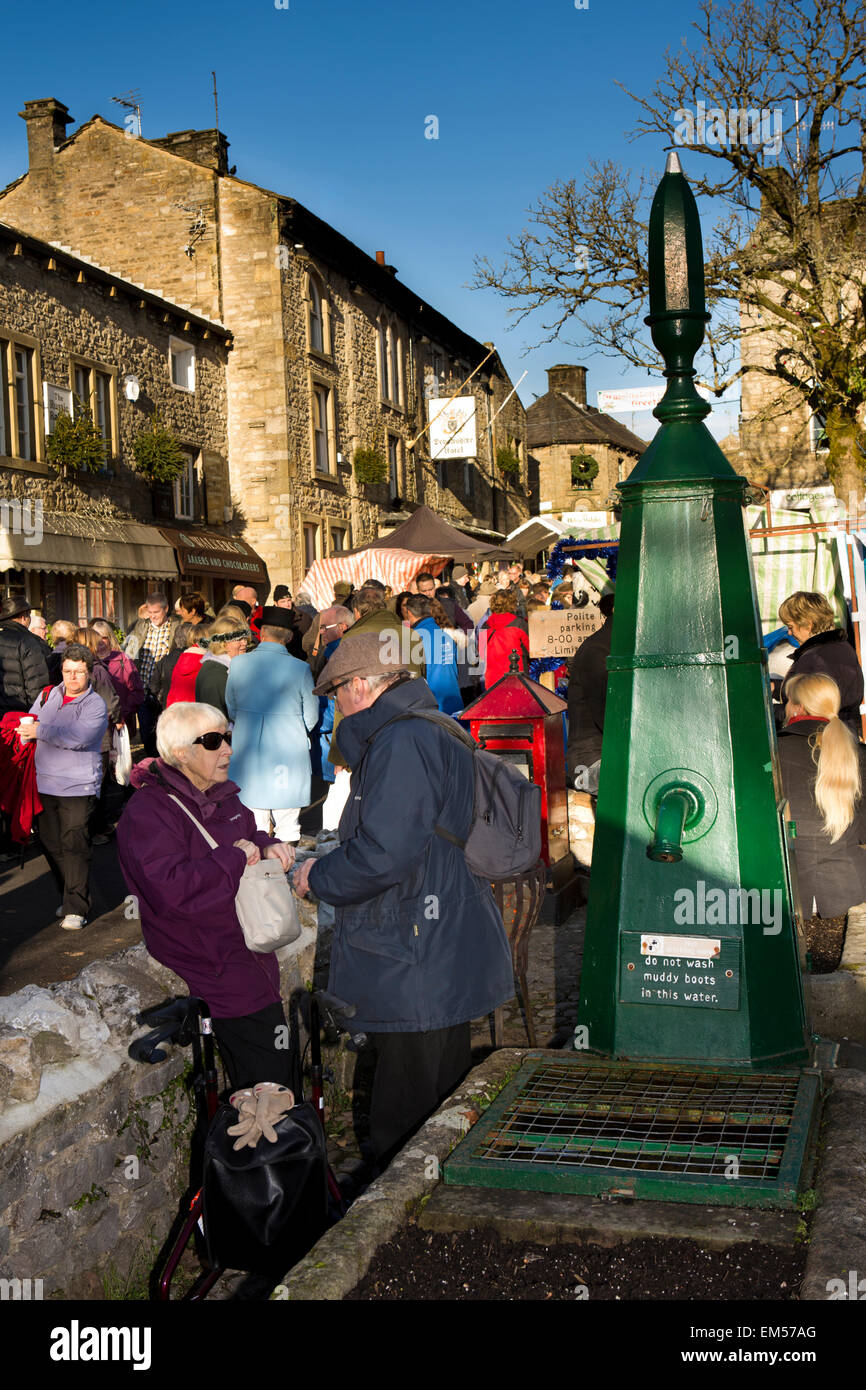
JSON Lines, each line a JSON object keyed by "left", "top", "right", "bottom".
{"left": 124, "top": 374, "right": 140, "bottom": 402}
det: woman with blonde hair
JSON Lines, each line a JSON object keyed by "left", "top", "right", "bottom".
{"left": 778, "top": 590, "right": 863, "bottom": 733}
{"left": 778, "top": 672, "right": 866, "bottom": 920}
{"left": 194, "top": 615, "right": 250, "bottom": 717}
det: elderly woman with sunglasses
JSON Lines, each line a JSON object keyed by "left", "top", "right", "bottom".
{"left": 116, "top": 702, "right": 296, "bottom": 1092}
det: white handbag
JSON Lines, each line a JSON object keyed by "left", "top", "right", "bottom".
{"left": 168, "top": 795, "right": 301, "bottom": 953}
{"left": 111, "top": 724, "right": 133, "bottom": 786}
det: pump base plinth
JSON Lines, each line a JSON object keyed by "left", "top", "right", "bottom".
{"left": 444, "top": 1052, "right": 822, "bottom": 1209}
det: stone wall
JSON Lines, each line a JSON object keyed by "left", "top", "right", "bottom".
{"left": 530, "top": 440, "right": 636, "bottom": 517}
{"left": 738, "top": 296, "right": 831, "bottom": 491}
{"left": 0, "top": 105, "right": 529, "bottom": 593}
{"left": 0, "top": 235, "right": 229, "bottom": 525}
{"left": 0, "top": 901, "right": 320, "bottom": 1299}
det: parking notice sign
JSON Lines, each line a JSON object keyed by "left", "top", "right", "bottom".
{"left": 528, "top": 605, "right": 603, "bottom": 659}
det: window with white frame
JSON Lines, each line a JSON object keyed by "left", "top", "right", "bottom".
{"left": 312, "top": 384, "right": 334, "bottom": 475}
{"left": 463, "top": 458, "right": 475, "bottom": 503}
{"left": 0, "top": 338, "right": 39, "bottom": 462}
{"left": 72, "top": 360, "right": 115, "bottom": 449}
{"left": 388, "top": 434, "right": 401, "bottom": 500}
{"left": 378, "top": 317, "right": 391, "bottom": 401}
{"left": 173, "top": 450, "right": 197, "bottom": 520}
{"left": 308, "top": 274, "right": 325, "bottom": 354}
{"left": 389, "top": 325, "right": 401, "bottom": 406}
{"left": 809, "top": 408, "right": 829, "bottom": 453}
{"left": 378, "top": 316, "right": 402, "bottom": 407}
{"left": 169, "top": 338, "right": 195, "bottom": 392}
{"left": 303, "top": 520, "right": 322, "bottom": 570}
{"left": 0, "top": 347, "right": 7, "bottom": 457}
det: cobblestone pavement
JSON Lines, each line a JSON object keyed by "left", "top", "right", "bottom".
{"left": 470, "top": 901, "right": 587, "bottom": 1052}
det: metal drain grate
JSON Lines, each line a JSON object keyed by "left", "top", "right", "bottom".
{"left": 444, "top": 1055, "right": 821, "bottom": 1207}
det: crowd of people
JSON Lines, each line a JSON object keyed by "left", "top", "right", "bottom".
{"left": 1, "top": 564, "right": 865, "bottom": 1167}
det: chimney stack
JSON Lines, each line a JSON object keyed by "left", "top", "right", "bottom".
{"left": 19, "top": 99, "right": 74, "bottom": 174}
{"left": 547, "top": 363, "right": 588, "bottom": 406}
{"left": 375, "top": 250, "right": 386, "bottom": 266}
{"left": 150, "top": 128, "right": 231, "bottom": 175}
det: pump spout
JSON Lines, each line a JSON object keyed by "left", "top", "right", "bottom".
{"left": 647, "top": 788, "right": 694, "bottom": 863}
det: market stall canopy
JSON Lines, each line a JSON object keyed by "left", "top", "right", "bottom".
{"left": 507, "top": 516, "right": 570, "bottom": 557}
{"left": 302, "top": 547, "right": 449, "bottom": 611}
{"left": 302, "top": 505, "right": 512, "bottom": 609}
{"left": 158, "top": 525, "right": 268, "bottom": 587}
{"left": 350, "top": 506, "right": 511, "bottom": 561}
{"left": 0, "top": 511, "right": 178, "bottom": 580}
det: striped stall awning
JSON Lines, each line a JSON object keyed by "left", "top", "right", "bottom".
{"left": 302, "top": 549, "right": 451, "bottom": 610}
{"left": 746, "top": 504, "right": 847, "bottom": 628}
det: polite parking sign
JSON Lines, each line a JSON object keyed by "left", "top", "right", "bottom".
{"left": 528, "top": 605, "right": 603, "bottom": 659}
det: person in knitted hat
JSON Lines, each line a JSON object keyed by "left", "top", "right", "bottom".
{"left": 294, "top": 632, "right": 513, "bottom": 1166}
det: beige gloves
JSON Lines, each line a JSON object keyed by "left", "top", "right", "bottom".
{"left": 252, "top": 1083, "right": 296, "bottom": 1142}
{"left": 227, "top": 1083, "right": 295, "bottom": 1151}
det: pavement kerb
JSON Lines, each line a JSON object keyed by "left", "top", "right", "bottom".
{"left": 271, "top": 1046, "right": 531, "bottom": 1301}
{"left": 274, "top": 1044, "right": 866, "bottom": 1302}
{"left": 807, "top": 902, "right": 866, "bottom": 1046}
{"left": 800, "top": 1067, "right": 866, "bottom": 1300}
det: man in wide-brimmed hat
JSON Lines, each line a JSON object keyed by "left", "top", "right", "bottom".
{"left": 0, "top": 596, "right": 49, "bottom": 718}
{"left": 292, "top": 631, "right": 513, "bottom": 1166}
{"left": 225, "top": 605, "right": 318, "bottom": 844}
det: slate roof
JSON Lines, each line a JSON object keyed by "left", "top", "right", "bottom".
{"left": 527, "top": 389, "right": 647, "bottom": 453}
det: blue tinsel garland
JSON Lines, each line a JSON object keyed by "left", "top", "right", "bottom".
{"left": 527, "top": 537, "right": 619, "bottom": 687}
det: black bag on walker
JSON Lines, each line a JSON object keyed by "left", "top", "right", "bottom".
{"left": 202, "top": 1101, "right": 328, "bottom": 1276}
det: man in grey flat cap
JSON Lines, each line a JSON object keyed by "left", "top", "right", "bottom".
{"left": 292, "top": 632, "right": 512, "bottom": 1166}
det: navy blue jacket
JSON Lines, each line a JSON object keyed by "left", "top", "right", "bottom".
{"left": 308, "top": 677, "right": 514, "bottom": 1032}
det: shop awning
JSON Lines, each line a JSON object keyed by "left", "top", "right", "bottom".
{"left": 158, "top": 525, "right": 269, "bottom": 586}
{"left": 0, "top": 512, "right": 178, "bottom": 580}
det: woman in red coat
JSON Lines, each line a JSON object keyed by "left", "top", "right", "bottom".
{"left": 166, "top": 623, "right": 212, "bottom": 706}
{"left": 480, "top": 592, "right": 530, "bottom": 688}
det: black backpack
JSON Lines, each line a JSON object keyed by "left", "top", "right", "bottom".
{"left": 376, "top": 709, "right": 542, "bottom": 878}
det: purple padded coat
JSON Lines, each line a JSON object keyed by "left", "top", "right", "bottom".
{"left": 116, "top": 758, "right": 281, "bottom": 1018}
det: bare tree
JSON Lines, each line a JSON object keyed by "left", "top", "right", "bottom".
{"left": 474, "top": 0, "right": 866, "bottom": 502}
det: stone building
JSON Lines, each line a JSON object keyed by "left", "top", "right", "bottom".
{"left": 733, "top": 304, "right": 832, "bottom": 492}
{"left": 728, "top": 179, "right": 861, "bottom": 494}
{"left": 0, "top": 99, "right": 528, "bottom": 590}
{"left": 526, "top": 365, "right": 646, "bottom": 518}
{"left": 0, "top": 218, "right": 250, "bottom": 625}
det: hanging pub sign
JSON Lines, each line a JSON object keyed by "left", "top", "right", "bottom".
{"left": 428, "top": 396, "right": 477, "bottom": 460}
{"left": 43, "top": 383, "right": 73, "bottom": 434}
{"left": 529, "top": 604, "right": 603, "bottom": 659}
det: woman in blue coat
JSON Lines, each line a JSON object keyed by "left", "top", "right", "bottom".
{"left": 224, "top": 607, "right": 318, "bottom": 842}
{"left": 403, "top": 595, "right": 463, "bottom": 715}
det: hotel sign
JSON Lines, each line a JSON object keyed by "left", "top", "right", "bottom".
{"left": 428, "top": 396, "right": 477, "bottom": 460}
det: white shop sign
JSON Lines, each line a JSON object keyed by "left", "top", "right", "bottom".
{"left": 43, "top": 383, "right": 72, "bottom": 435}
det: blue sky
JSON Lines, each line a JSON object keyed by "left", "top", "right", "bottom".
{"left": 0, "top": 0, "right": 742, "bottom": 443}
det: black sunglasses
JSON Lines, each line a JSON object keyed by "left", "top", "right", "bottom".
{"left": 193, "top": 730, "right": 232, "bottom": 751}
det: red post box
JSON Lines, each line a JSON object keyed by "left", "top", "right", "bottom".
{"left": 460, "top": 657, "right": 582, "bottom": 921}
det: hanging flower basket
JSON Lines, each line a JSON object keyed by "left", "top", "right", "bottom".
{"left": 496, "top": 445, "right": 521, "bottom": 478}
{"left": 131, "top": 411, "right": 186, "bottom": 485}
{"left": 353, "top": 447, "right": 388, "bottom": 485}
{"left": 46, "top": 401, "right": 107, "bottom": 474}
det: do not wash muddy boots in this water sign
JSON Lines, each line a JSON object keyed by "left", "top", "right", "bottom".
{"left": 576, "top": 153, "right": 810, "bottom": 1070}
